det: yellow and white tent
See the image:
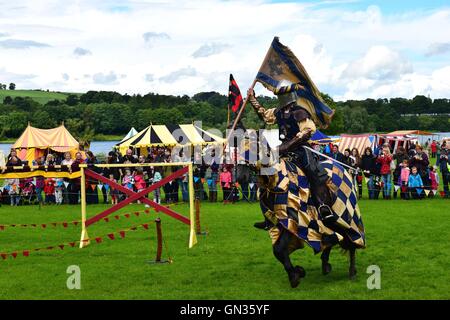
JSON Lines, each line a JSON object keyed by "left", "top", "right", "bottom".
{"left": 13, "top": 124, "right": 79, "bottom": 165}
{"left": 116, "top": 124, "right": 225, "bottom": 155}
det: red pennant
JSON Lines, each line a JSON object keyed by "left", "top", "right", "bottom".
{"left": 144, "top": 209, "right": 150, "bottom": 214}
{"left": 0, "top": 225, "right": 4, "bottom": 231}
{"left": 134, "top": 212, "right": 140, "bottom": 216}
{"left": 142, "top": 224, "right": 149, "bottom": 230}
{"left": 95, "top": 237, "right": 102, "bottom": 243}
{"left": 58, "top": 245, "right": 65, "bottom": 250}
{"left": 0, "top": 253, "right": 7, "bottom": 260}
{"left": 124, "top": 214, "right": 130, "bottom": 218}
{"left": 23, "top": 251, "right": 29, "bottom": 257}
{"left": 440, "top": 191, "right": 446, "bottom": 198}
{"left": 47, "top": 246, "right": 54, "bottom": 250}
{"left": 63, "top": 222, "right": 68, "bottom": 228}
{"left": 104, "top": 218, "right": 110, "bottom": 222}
{"left": 41, "top": 224, "right": 47, "bottom": 228}
{"left": 114, "top": 215, "right": 120, "bottom": 220}
{"left": 119, "top": 231, "right": 126, "bottom": 238}
{"left": 73, "top": 221, "right": 79, "bottom": 226}
{"left": 107, "top": 233, "right": 115, "bottom": 240}
{"left": 91, "top": 184, "right": 96, "bottom": 191}
{"left": 11, "top": 252, "right": 18, "bottom": 259}
{"left": 69, "top": 242, "right": 76, "bottom": 247}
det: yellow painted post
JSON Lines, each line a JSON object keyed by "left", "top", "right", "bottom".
{"left": 79, "top": 166, "right": 90, "bottom": 248}
{"left": 188, "top": 163, "right": 197, "bottom": 248}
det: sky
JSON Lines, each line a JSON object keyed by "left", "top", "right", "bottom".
{"left": 0, "top": 0, "right": 449, "bottom": 101}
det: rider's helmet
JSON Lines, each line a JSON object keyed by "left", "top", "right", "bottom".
{"left": 275, "top": 79, "right": 297, "bottom": 110}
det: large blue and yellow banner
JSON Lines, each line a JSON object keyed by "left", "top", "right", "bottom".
{"left": 256, "top": 37, "right": 334, "bottom": 129}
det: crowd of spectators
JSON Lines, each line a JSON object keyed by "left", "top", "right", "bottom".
{"left": 320, "top": 139, "right": 450, "bottom": 200}
{"left": 0, "top": 146, "right": 260, "bottom": 206}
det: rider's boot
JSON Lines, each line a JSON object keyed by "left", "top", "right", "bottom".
{"left": 254, "top": 217, "right": 273, "bottom": 230}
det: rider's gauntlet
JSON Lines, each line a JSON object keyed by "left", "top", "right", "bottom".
{"left": 248, "top": 95, "right": 266, "bottom": 120}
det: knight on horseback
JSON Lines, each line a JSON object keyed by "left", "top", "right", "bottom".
{"left": 247, "top": 80, "right": 339, "bottom": 244}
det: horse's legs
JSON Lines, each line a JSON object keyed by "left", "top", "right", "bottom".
{"left": 273, "top": 229, "right": 305, "bottom": 288}
{"left": 321, "top": 246, "right": 332, "bottom": 275}
{"left": 349, "top": 246, "right": 357, "bottom": 280}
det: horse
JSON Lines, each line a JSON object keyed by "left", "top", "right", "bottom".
{"left": 257, "top": 157, "right": 366, "bottom": 288}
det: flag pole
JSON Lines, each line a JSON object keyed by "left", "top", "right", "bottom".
{"left": 226, "top": 38, "right": 274, "bottom": 143}
{"left": 226, "top": 79, "right": 256, "bottom": 141}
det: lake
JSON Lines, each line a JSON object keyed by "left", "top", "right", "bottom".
{"left": 0, "top": 140, "right": 120, "bottom": 156}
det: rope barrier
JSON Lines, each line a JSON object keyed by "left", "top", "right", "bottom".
{"left": 0, "top": 218, "right": 170, "bottom": 262}
{"left": 0, "top": 202, "right": 184, "bottom": 231}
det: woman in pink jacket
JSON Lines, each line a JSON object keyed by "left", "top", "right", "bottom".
{"left": 376, "top": 146, "right": 393, "bottom": 199}
{"left": 219, "top": 167, "right": 232, "bottom": 204}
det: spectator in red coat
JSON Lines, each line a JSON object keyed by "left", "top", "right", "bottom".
{"left": 376, "top": 146, "right": 393, "bottom": 199}
{"left": 430, "top": 140, "right": 437, "bottom": 158}
{"left": 44, "top": 178, "right": 56, "bottom": 204}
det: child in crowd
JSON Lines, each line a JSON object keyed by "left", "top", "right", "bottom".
{"left": 429, "top": 166, "right": 439, "bottom": 197}
{"left": 220, "top": 167, "right": 232, "bottom": 204}
{"left": 21, "top": 180, "right": 35, "bottom": 204}
{"left": 7, "top": 178, "right": 20, "bottom": 206}
{"left": 408, "top": 166, "right": 424, "bottom": 199}
{"left": 399, "top": 159, "right": 410, "bottom": 200}
{"left": 44, "top": 178, "right": 56, "bottom": 204}
{"left": 55, "top": 178, "right": 64, "bottom": 205}
{"left": 122, "top": 169, "right": 134, "bottom": 191}
{"left": 152, "top": 168, "right": 162, "bottom": 204}
{"left": 109, "top": 174, "right": 119, "bottom": 205}
{"left": 134, "top": 168, "right": 146, "bottom": 204}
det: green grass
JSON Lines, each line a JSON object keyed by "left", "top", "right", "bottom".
{"left": 0, "top": 196, "right": 448, "bottom": 300}
{"left": 0, "top": 90, "right": 79, "bottom": 105}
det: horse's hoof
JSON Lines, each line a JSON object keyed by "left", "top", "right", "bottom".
{"left": 294, "top": 266, "right": 306, "bottom": 278}
{"left": 288, "top": 273, "right": 301, "bottom": 288}
{"left": 322, "top": 263, "right": 332, "bottom": 275}
{"left": 349, "top": 269, "right": 357, "bottom": 280}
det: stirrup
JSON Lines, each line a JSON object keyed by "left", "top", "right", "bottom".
{"left": 318, "top": 204, "right": 334, "bottom": 220}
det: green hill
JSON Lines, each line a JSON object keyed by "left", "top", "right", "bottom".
{"left": 0, "top": 90, "right": 79, "bottom": 105}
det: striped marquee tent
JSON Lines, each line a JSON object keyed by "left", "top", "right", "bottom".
{"left": 12, "top": 124, "right": 79, "bottom": 165}
{"left": 116, "top": 124, "right": 225, "bottom": 155}
{"left": 338, "top": 134, "right": 375, "bottom": 155}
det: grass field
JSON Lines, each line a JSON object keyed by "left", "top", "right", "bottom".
{"left": 0, "top": 196, "right": 448, "bottom": 300}
{"left": 0, "top": 90, "right": 76, "bottom": 105}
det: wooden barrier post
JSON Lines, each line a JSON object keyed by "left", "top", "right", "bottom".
{"left": 155, "top": 218, "right": 163, "bottom": 262}
{"left": 195, "top": 199, "right": 201, "bottom": 234}
{"left": 195, "top": 199, "right": 208, "bottom": 235}
{"left": 79, "top": 166, "right": 90, "bottom": 248}
{"left": 188, "top": 163, "right": 197, "bottom": 248}
{"left": 147, "top": 218, "right": 171, "bottom": 264}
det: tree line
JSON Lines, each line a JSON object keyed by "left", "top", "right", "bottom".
{"left": 0, "top": 90, "right": 448, "bottom": 141}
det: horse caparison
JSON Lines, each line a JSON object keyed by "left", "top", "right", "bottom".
{"left": 257, "top": 159, "right": 365, "bottom": 288}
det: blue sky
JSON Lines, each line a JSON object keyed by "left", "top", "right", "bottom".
{"left": 270, "top": 0, "right": 449, "bottom": 13}
{"left": 0, "top": 0, "right": 449, "bottom": 100}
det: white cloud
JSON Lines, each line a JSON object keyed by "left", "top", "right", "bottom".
{"left": 92, "top": 71, "right": 119, "bottom": 85}
{"left": 73, "top": 47, "right": 92, "bottom": 56}
{"left": 425, "top": 42, "right": 450, "bottom": 57}
{"left": 0, "top": 0, "right": 448, "bottom": 100}
{"left": 342, "top": 46, "right": 413, "bottom": 80}
{"left": 192, "top": 42, "right": 230, "bottom": 58}
{"left": 0, "top": 39, "right": 51, "bottom": 49}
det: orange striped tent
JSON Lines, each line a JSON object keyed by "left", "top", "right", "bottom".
{"left": 338, "top": 134, "right": 374, "bottom": 155}
{"left": 12, "top": 124, "right": 79, "bottom": 165}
